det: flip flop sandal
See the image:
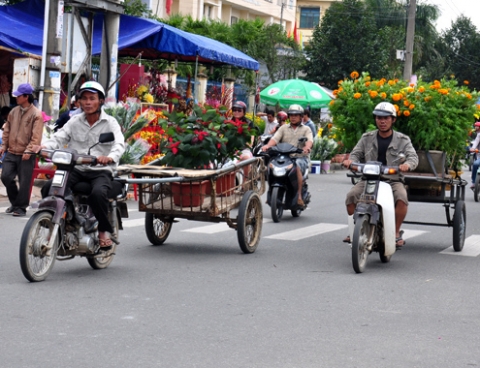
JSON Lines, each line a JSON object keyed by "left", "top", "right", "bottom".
{"left": 395, "top": 237, "right": 405, "bottom": 249}
{"left": 343, "top": 235, "right": 351, "bottom": 243}
{"left": 98, "top": 238, "right": 113, "bottom": 251}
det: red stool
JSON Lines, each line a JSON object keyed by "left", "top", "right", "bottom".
{"left": 29, "top": 157, "right": 56, "bottom": 199}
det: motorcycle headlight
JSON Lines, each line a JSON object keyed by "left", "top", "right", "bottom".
{"left": 51, "top": 151, "right": 73, "bottom": 165}
{"left": 272, "top": 163, "right": 293, "bottom": 177}
{"left": 362, "top": 164, "right": 381, "bottom": 175}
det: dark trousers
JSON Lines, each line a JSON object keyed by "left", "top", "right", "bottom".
{"left": 41, "top": 169, "right": 114, "bottom": 233}
{"left": 1, "top": 152, "right": 35, "bottom": 212}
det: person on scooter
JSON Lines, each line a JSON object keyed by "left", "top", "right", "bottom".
{"left": 342, "top": 102, "right": 418, "bottom": 248}
{"left": 272, "top": 111, "right": 288, "bottom": 134}
{"left": 469, "top": 121, "right": 480, "bottom": 188}
{"left": 261, "top": 104, "right": 313, "bottom": 207}
{"left": 34, "top": 81, "right": 125, "bottom": 251}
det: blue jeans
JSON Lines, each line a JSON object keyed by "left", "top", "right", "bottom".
{"left": 472, "top": 157, "right": 480, "bottom": 183}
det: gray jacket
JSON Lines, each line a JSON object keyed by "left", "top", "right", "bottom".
{"left": 350, "top": 130, "right": 418, "bottom": 171}
{"left": 43, "top": 109, "right": 125, "bottom": 174}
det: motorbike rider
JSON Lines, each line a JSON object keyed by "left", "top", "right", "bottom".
{"left": 261, "top": 104, "right": 313, "bottom": 207}
{"left": 342, "top": 102, "right": 418, "bottom": 248}
{"left": 272, "top": 111, "right": 288, "bottom": 134}
{"left": 33, "top": 81, "right": 125, "bottom": 251}
{"left": 469, "top": 121, "right": 480, "bottom": 188}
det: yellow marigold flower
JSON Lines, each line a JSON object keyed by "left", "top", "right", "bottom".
{"left": 392, "top": 93, "right": 402, "bottom": 102}
{"left": 136, "top": 85, "right": 148, "bottom": 97}
{"left": 424, "top": 96, "right": 432, "bottom": 102}
{"left": 376, "top": 80, "right": 385, "bottom": 87}
{"left": 350, "top": 71, "right": 359, "bottom": 79}
{"left": 397, "top": 110, "right": 402, "bottom": 116}
{"left": 466, "top": 93, "right": 472, "bottom": 99}
{"left": 438, "top": 89, "right": 448, "bottom": 95}
{"left": 403, "top": 110, "right": 410, "bottom": 117}
{"left": 353, "top": 93, "right": 362, "bottom": 99}
{"left": 403, "top": 100, "right": 410, "bottom": 107}
{"left": 365, "top": 81, "right": 371, "bottom": 87}
{"left": 369, "top": 90, "right": 378, "bottom": 98}
{"left": 333, "top": 90, "right": 339, "bottom": 96}
{"left": 329, "top": 100, "right": 335, "bottom": 106}
{"left": 464, "top": 80, "right": 470, "bottom": 85}
{"left": 338, "top": 80, "right": 343, "bottom": 85}
{"left": 418, "top": 86, "right": 425, "bottom": 93}
{"left": 143, "top": 93, "right": 154, "bottom": 103}
{"left": 365, "top": 76, "right": 371, "bottom": 81}
{"left": 380, "top": 92, "right": 387, "bottom": 99}
{"left": 388, "top": 80, "right": 395, "bottom": 86}
{"left": 407, "top": 87, "right": 414, "bottom": 93}
{"left": 409, "top": 104, "right": 415, "bottom": 110}
{"left": 393, "top": 104, "right": 399, "bottom": 111}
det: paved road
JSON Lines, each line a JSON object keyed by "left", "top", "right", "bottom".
{"left": 1, "top": 169, "right": 480, "bottom": 367}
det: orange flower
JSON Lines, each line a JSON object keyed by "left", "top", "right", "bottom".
{"left": 333, "top": 89, "right": 339, "bottom": 96}
{"left": 397, "top": 110, "right": 403, "bottom": 116}
{"left": 403, "top": 100, "right": 410, "bottom": 107}
{"left": 464, "top": 80, "right": 470, "bottom": 85}
{"left": 388, "top": 80, "right": 396, "bottom": 86}
{"left": 353, "top": 93, "right": 362, "bottom": 99}
{"left": 424, "top": 96, "right": 432, "bottom": 102}
{"left": 393, "top": 104, "right": 399, "bottom": 111}
{"left": 368, "top": 90, "right": 378, "bottom": 98}
{"left": 409, "top": 104, "right": 415, "bottom": 110}
{"left": 380, "top": 92, "right": 387, "bottom": 99}
{"left": 338, "top": 80, "right": 344, "bottom": 85}
{"left": 392, "top": 93, "right": 402, "bottom": 102}
{"left": 403, "top": 110, "right": 410, "bottom": 117}
{"left": 407, "top": 87, "right": 414, "bottom": 93}
{"left": 365, "top": 81, "right": 371, "bottom": 87}
{"left": 350, "top": 71, "right": 359, "bottom": 79}
{"left": 418, "top": 86, "right": 425, "bottom": 93}
{"left": 438, "top": 89, "right": 449, "bottom": 95}
{"left": 329, "top": 100, "right": 335, "bottom": 106}
{"left": 465, "top": 93, "right": 472, "bottom": 99}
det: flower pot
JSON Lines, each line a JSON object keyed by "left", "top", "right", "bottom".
{"left": 321, "top": 160, "right": 331, "bottom": 173}
{"left": 311, "top": 160, "right": 321, "bottom": 174}
{"left": 171, "top": 180, "right": 208, "bottom": 207}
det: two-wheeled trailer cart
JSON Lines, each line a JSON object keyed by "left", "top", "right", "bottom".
{"left": 120, "top": 158, "right": 266, "bottom": 253}
{"left": 402, "top": 171, "right": 467, "bottom": 252}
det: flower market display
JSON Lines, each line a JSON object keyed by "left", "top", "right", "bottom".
{"left": 329, "top": 72, "right": 480, "bottom": 162}
{"left": 158, "top": 105, "right": 258, "bottom": 170}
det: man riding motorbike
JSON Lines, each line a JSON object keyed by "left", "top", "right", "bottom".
{"left": 342, "top": 102, "right": 418, "bottom": 248}
{"left": 261, "top": 104, "right": 313, "bottom": 207}
{"left": 33, "top": 81, "right": 125, "bottom": 251}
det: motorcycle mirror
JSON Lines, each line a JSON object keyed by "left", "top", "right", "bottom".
{"left": 393, "top": 153, "right": 406, "bottom": 164}
{"left": 88, "top": 132, "right": 115, "bottom": 155}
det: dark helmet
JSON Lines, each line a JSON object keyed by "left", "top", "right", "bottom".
{"left": 79, "top": 81, "right": 106, "bottom": 100}
{"left": 277, "top": 111, "right": 288, "bottom": 122}
{"left": 232, "top": 101, "right": 247, "bottom": 112}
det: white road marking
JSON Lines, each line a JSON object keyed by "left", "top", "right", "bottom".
{"left": 123, "top": 218, "right": 145, "bottom": 228}
{"left": 401, "top": 229, "right": 429, "bottom": 240}
{"left": 265, "top": 223, "right": 348, "bottom": 241}
{"left": 440, "top": 235, "right": 480, "bottom": 257}
{"left": 183, "top": 218, "right": 273, "bottom": 234}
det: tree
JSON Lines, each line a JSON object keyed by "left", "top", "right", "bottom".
{"left": 304, "top": 0, "right": 389, "bottom": 89}
{"left": 441, "top": 17, "right": 480, "bottom": 90}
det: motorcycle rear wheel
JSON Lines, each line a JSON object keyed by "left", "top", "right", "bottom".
{"left": 19, "top": 211, "right": 58, "bottom": 282}
{"left": 270, "top": 187, "right": 284, "bottom": 223}
{"left": 352, "top": 214, "right": 371, "bottom": 273}
{"left": 474, "top": 175, "right": 480, "bottom": 202}
{"left": 88, "top": 208, "right": 119, "bottom": 269}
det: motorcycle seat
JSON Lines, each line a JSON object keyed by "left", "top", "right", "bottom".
{"left": 72, "top": 179, "right": 125, "bottom": 199}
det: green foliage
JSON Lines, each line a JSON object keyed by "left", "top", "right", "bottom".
{"left": 329, "top": 72, "right": 479, "bottom": 157}
{"left": 158, "top": 106, "right": 258, "bottom": 169}
{"left": 123, "top": 0, "right": 153, "bottom": 17}
{"left": 311, "top": 137, "right": 338, "bottom": 161}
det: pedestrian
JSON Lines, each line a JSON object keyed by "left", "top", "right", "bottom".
{"left": 342, "top": 102, "right": 418, "bottom": 248}
{"left": 302, "top": 109, "right": 317, "bottom": 138}
{"left": 54, "top": 94, "right": 81, "bottom": 131}
{"left": 0, "top": 83, "right": 44, "bottom": 216}
{"left": 257, "top": 108, "right": 278, "bottom": 135}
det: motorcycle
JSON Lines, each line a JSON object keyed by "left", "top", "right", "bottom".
{"left": 348, "top": 161, "right": 402, "bottom": 273}
{"left": 19, "top": 132, "right": 129, "bottom": 282}
{"left": 264, "top": 140, "right": 311, "bottom": 222}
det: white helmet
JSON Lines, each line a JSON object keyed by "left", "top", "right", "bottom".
{"left": 287, "top": 104, "right": 304, "bottom": 115}
{"left": 79, "top": 81, "right": 106, "bottom": 100}
{"left": 373, "top": 102, "right": 396, "bottom": 117}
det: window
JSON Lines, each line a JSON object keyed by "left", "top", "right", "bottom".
{"left": 299, "top": 7, "right": 320, "bottom": 29}
{"left": 204, "top": 5, "right": 213, "bottom": 19}
{"left": 231, "top": 16, "right": 238, "bottom": 25}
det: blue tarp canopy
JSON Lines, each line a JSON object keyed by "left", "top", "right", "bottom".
{"left": 0, "top": 0, "right": 259, "bottom": 70}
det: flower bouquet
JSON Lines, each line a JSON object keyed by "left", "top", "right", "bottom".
{"left": 311, "top": 136, "right": 338, "bottom": 162}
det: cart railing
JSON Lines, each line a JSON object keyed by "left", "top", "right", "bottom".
{"left": 119, "top": 158, "right": 265, "bottom": 221}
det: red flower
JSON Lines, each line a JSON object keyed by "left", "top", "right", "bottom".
{"left": 169, "top": 141, "right": 181, "bottom": 155}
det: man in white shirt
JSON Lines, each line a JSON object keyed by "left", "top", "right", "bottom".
{"left": 258, "top": 109, "right": 278, "bottom": 135}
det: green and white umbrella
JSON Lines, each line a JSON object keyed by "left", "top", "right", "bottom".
{"left": 259, "top": 79, "right": 332, "bottom": 109}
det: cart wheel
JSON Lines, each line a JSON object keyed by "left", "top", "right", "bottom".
{"left": 352, "top": 214, "right": 371, "bottom": 273}
{"left": 237, "top": 191, "right": 263, "bottom": 254}
{"left": 271, "top": 187, "right": 284, "bottom": 223}
{"left": 474, "top": 176, "right": 480, "bottom": 202}
{"left": 145, "top": 213, "right": 172, "bottom": 246}
{"left": 453, "top": 200, "right": 466, "bottom": 252}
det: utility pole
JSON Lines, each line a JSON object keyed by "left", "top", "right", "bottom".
{"left": 279, "top": 1, "right": 285, "bottom": 29}
{"left": 403, "top": 0, "right": 416, "bottom": 82}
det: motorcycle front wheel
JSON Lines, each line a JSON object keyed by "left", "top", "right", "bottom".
{"left": 19, "top": 211, "right": 59, "bottom": 282}
{"left": 270, "top": 187, "right": 284, "bottom": 223}
{"left": 352, "top": 214, "right": 371, "bottom": 273}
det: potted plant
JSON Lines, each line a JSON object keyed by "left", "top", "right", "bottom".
{"left": 329, "top": 72, "right": 479, "bottom": 173}
{"left": 311, "top": 136, "right": 338, "bottom": 173}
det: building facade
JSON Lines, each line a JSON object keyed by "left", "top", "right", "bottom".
{"left": 296, "top": 0, "right": 340, "bottom": 46}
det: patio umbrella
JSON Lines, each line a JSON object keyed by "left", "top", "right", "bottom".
{"left": 260, "top": 79, "right": 332, "bottom": 109}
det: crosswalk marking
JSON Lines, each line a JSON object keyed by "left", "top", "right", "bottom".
{"left": 265, "top": 223, "right": 348, "bottom": 241}
{"left": 123, "top": 218, "right": 145, "bottom": 228}
{"left": 182, "top": 218, "right": 273, "bottom": 234}
{"left": 440, "top": 235, "right": 480, "bottom": 257}
{"left": 402, "top": 229, "right": 429, "bottom": 240}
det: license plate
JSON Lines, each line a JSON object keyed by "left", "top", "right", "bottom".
{"left": 52, "top": 171, "right": 65, "bottom": 187}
